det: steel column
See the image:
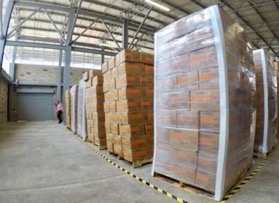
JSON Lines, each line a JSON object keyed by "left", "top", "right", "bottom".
{"left": 122, "top": 19, "right": 128, "bottom": 49}
{"left": 63, "top": 46, "right": 71, "bottom": 123}
{"left": 101, "top": 48, "right": 105, "bottom": 64}
{"left": 0, "top": 0, "right": 3, "bottom": 39}
{"left": 0, "top": 0, "right": 15, "bottom": 78}
{"left": 57, "top": 50, "right": 63, "bottom": 101}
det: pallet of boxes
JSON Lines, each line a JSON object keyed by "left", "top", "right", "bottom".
{"left": 84, "top": 69, "right": 105, "bottom": 149}
{"left": 253, "top": 49, "right": 278, "bottom": 158}
{"left": 65, "top": 88, "right": 71, "bottom": 129}
{"left": 274, "top": 61, "right": 279, "bottom": 140}
{"left": 103, "top": 50, "right": 154, "bottom": 168}
{"left": 151, "top": 5, "right": 256, "bottom": 201}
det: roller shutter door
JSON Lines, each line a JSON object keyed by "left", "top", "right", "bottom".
{"left": 17, "top": 93, "right": 54, "bottom": 121}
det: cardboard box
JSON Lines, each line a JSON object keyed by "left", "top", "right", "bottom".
{"left": 104, "top": 102, "right": 110, "bottom": 113}
{"left": 106, "top": 133, "right": 114, "bottom": 142}
{"left": 83, "top": 71, "right": 89, "bottom": 81}
{"left": 198, "top": 132, "right": 219, "bottom": 154}
{"left": 123, "top": 147, "right": 152, "bottom": 162}
{"left": 111, "top": 67, "right": 118, "bottom": 79}
{"left": 89, "top": 69, "right": 102, "bottom": 78}
{"left": 199, "top": 68, "right": 219, "bottom": 89}
{"left": 122, "top": 136, "right": 147, "bottom": 149}
{"left": 143, "top": 65, "right": 154, "bottom": 76}
{"left": 108, "top": 57, "right": 116, "bottom": 69}
{"left": 142, "top": 87, "right": 153, "bottom": 98}
{"left": 176, "top": 110, "right": 199, "bottom": 129}
{"left": 116, "top": 50, "right": 141, "bottom": 65}
{"left": 102, "top": 61, "right": 109, "bottom": 73}
{"left": 118, "top": 112, "right": 145, "bottom": 125}
{"left": 119, "top": 124, "right": 145, "bottom": 137}
{"left": 195, "top": 170, "right": 216, "bottom": 192}
{"left": 141, "top": 98, "right": 153, "bottom": 110}
{"left": 117, "top": 62, "right": 144, "bottom": 76}
{"left": 109, "top": 101, "right": 117, "bottom": 112}
{"left": 103, "top": 82, "right": 110, "bottom": 93}
{"left": 107, "top": 141, "right": 114, "bottom": 153}
{"left": 190, "top": 89, "right": 219, "bottom": 111}
{"left": 189, "top": 46, "right": 217, "bottom": 71}
{"left": 103, "top": 71, "right": 111, "bottom": 82}
{"left": 105, "top": 122, "right": 111, "bottom": 133}
{"left": 156, "top": 110, "right": 176, "bottom": 128}
{"left": 140, "top": 75, "right": 154, "bottom": 87}
{"left": 116, "top": 75, "right": 141, "bottom": 89}
{"left": 113, "top": 134, "right": 122, "bottom": 145}
{"left": 118, "top": 87, "right": 142, "bottom": 100}
{"left": 85, "top": 79, "right": 92, "bottom": 88}
{"left": 144, "top": 123, "right": 153, "bottom": 135}
{"left": 110, "top": 123, "right": 119, "bottom": 135}
{"left": 92, "top": 75, "right": 104, "bottom": 86}
{"left": 114, "top": 144, "right": 123, "bottom": 157}
{"left": 140, "top": 52, "right": 154, "bottom": 65}
{"left": 117, "top": 99, "right": 141, "bottom": 112}
{"left": 200, "top": 112, "right": 220, "bottom": 133}
{"left": 109, "top": 79, "right": 116, "bottom": 91}
{"left": 168, "top": 128, "right": 198, "bottom": 150}
{"left": 160, "top": 91, "right": 190, "bottom": 110}
{"left": 104, "top": 90, "right": 118, "bottom": 101}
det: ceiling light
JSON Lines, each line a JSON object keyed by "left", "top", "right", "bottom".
{"left": 145, "top": 0, "right": 170, "bottom": 12}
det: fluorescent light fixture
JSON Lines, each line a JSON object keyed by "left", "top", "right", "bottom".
{"left": 99, "top": 43, "right": 117, "bottom": 48}
{"left": 145, "top": 0, "right": 170, "bottom": 12}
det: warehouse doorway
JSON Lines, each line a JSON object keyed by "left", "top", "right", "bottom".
{"left": 17, "top": 91, "right": 54, "bottom": 121}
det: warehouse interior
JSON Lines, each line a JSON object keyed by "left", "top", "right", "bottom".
{"left": 0, "top": 0, "right": 279, "bottom": 203}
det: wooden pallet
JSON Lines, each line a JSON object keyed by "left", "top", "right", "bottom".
{"left": 132, "top": 157, "right": 152, "bottom": 168}
{"left": 253, "top": 145, "right": 277, "bottom": 159}
{"left": 153, "top": 172, "right": 214, "bottom": 198}
{"left": 107, "top": 152, "right": 152, "bottom": 168}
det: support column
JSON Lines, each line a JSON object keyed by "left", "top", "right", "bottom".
{"left": 101, "top": 48, "right": 105, "bottom": 64}
{"left": 63, "top": 46, "right": 71, "bottom": 124}
{"left": 0, "top": 0, "right": 15, "bottom": 77}
{"left": 122, "top": 19, "right": 128, "bottom": 50}
{"left": 9, "top": 39, "right": 17, "bottom": 81}
{"left": 56, "top": 50, "right": 63, "bottom": 101}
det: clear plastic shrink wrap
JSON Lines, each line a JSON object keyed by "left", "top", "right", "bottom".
{"left": 152, "top": 5, "right": 256, "bottom": 201}
{"left": 253, "top": 49, "right": 278, "bottom": 154}
{"left": 70, "top": 85, "right": 78, "bottom": 134}
{"left": 77, "top": 80, "right": 86, "bottom": 140}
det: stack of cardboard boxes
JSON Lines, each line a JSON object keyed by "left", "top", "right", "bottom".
{"left": 274, "top": 61, "right": 279, "bottom": 139}
{"left": 65, "top": 89, "right": 71, "bottom": 129}
{"left": 70, "top": 85, "right": 78, "bottom": 134}
{"left": 84, "top": 70, "right": 105, "bottom": 149}
{"left": 253, "top": 49, "right": 278, "bottom": 155}
{"left": 103, "top": 50, "right": 154, "bottom": 167}
{"left": 152, "top": 5, "right": 256, "bottom": 200}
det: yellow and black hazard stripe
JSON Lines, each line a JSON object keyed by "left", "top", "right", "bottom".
{"left": 72, "top": 132, "right": 278, "bottom": 203}
{"left": 87, "top": 145, "right": 188, "bottom": 203}
{"left": 221, "top": 144, "right": 279, "bottom": 202}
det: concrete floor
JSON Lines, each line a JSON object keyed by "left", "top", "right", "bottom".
{"left": 0, "top": 121, "right": 278, "bottom": 203}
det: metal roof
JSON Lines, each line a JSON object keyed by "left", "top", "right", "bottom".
{"left": 3, "top": 0, "right": 279, "bottom": 67}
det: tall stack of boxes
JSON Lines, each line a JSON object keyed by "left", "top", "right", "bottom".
{"left": 65, "top": 89, "right": 71, "bottom": 129}
{"left": 103, "top": 50, "right": 154, "bottom": 167}
{"left": 84, "top": 70, "right": 105, "bottom": 149}
{"left": 152, "top": 5, "right": 256, "bottom": 201}
{"left": 274, "top": 61, "right": 279, "bottom": 139}
{"left": 70, "top": 85, "right": 78, "bottom": 134}
{"left": 253, "top": 49, "right": 278, "bottom": 155}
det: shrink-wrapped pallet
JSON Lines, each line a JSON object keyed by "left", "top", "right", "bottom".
{"left": 275, "top": 61, "right": 279, "bottom": 139}
{"left": 253, "top": 49, "right": 278, "bottom": 155}
{"left": 77, "top": 80, "right": 86, "bottom": 140}
{"left": 70, "top": 85, "right": 78, "bottom": 134}
{"left": 152, "top": 5, "right": 256, "bottom": 201}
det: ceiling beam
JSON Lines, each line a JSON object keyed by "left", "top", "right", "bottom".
{"left": 14, "top": 0, "right": 156, "bottom": 34}
{"left": 15, "top": 17, "right": 153, "bottom": 44}
{"left": 220, "top": 1, "right": 278, "bottom": 57}
{"left": 246, "top": 1, "right": 279, "bottom": 47}
{"left": 5, "top": 40, "right": 117, "bottom": 56}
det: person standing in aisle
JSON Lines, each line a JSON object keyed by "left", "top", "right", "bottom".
{"left": 56, "top": 100, "right": 63, "bottom": 124}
